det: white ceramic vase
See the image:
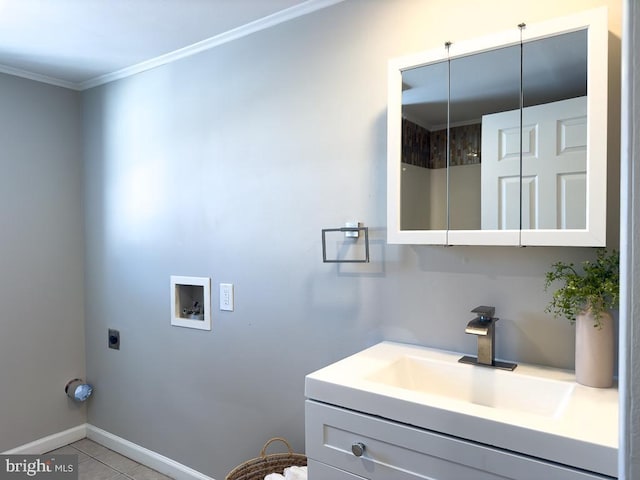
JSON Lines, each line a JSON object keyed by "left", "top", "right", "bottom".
{"left": 575, "top": 309, "right": 614, "bottom": 388}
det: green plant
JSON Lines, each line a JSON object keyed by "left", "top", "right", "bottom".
{"left": 544, "top": 249, "right": 619, "bottom": 328}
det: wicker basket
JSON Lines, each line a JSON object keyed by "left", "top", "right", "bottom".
{"left": 225, "top": 437, "right": 307, "bottom": 480}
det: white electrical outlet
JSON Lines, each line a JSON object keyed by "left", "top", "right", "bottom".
{"left": 220, "top": 283, "right": 234, "bottom": 311}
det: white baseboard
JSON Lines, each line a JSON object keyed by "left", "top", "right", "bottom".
{"left": 3, "top": 424, "right": 88, "bottom": 454}
{"left": 86, "top": 425, "right": 214, "bottom": 480}
{"left": 3, "top": 424, "right": 214, "bottom": 480}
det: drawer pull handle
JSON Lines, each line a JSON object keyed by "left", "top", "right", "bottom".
{"left": 351, "top": 442, "right": 366, "bottom": 457}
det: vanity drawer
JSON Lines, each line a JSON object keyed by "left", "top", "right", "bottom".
{"left": 305, "top": 400, "right": 612, "bottom": 480}
{"left": 308, "top": 459, "right": 367, "bottom": 479}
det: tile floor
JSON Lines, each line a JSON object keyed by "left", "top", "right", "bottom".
{"left": 47, "top": 438, "right": 173, "bottom": 480}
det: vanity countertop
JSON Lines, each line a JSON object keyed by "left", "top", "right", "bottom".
{"left": 305, "top": 341, "right": 618, "bottom": 478}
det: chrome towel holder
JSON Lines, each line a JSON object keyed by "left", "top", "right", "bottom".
{"left": 321, "top": 224, "right": 370, "bottom": 263}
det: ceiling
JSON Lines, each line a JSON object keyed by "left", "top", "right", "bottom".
{"left": 0, "top": 0, "right": 338, "bottom": 90}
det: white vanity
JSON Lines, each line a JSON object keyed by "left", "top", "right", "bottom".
{"left": 304, "top": 342, "right": 617, "bottom": 480}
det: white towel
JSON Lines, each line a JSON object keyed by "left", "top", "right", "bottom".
{"left": 264, "top": 474, "right": 285, "bottom": 480}
{"left": 283, "top": 465, "right": 307, "bottom": 480}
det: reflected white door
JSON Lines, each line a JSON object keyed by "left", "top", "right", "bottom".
{"left": 481, "top": 96, "right": 587, "bottom": 230}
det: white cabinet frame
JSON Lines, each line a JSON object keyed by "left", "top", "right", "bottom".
{"left": 387, "top": 7, "right": 608, "bottom": 247}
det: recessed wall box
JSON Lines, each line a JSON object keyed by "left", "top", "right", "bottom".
{"left": 171, "top": 276, "right": 211, "bottom": 330}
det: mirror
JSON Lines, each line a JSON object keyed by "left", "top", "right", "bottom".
{"left": 387, "top": 7, "right": 607, "bottom": 246}
{"left": 449, "top": 44, "right": 521, "bottom": 231}
{"left": 520, "top": 30, "right": 587, "bottom": 231}
{"left": 400, "top": 60, "right": 448, "bottom": 231}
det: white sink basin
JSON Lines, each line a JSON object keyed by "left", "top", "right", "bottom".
{"left": 305, "top": 341, "right": 618, "bottom": 477}
{"left": 367, "top": 354, "right": 574, "bottom": 417}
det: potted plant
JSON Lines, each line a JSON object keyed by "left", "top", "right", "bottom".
{"left": 544, "top": 249, "right": 619, "bottom": 388}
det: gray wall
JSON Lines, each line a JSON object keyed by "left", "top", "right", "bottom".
{"left": 0, "top": 73, "right": 85, "bottom": 451}
{"left": 81, "top": 0, "right": 621, "bottom": 478}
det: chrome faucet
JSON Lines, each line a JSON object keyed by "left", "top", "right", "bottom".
{"left": 459, "top": 306, "right": 517, "bottom": 371}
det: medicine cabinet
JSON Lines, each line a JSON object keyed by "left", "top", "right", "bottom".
{"left": 387, "top": 8, "right": 608, "bottom": 246}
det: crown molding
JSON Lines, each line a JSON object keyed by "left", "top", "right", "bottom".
{"left": 79, "top": 0, "right": 344, "bottom": 91}
{"left": 0, "top": 0, "right": 343, "bottom": 91}
{"left": 0, "top": 63, "right": 81, "bottom": 90}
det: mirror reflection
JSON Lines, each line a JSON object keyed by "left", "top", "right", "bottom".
{"left": 398, "top": 29, "right": 588, "bottom": 232}
{"left": 400, "top": 60, "right": 448, "bottom": 230}
{"left": 521, "top": 30, "right": 588, "bottom": 230}
{"left": 450, "top": 45, "right": 521, "bottom": 230}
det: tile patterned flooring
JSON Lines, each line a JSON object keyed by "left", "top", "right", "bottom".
{"left": 47, "top": 438, "right": 173, "bottom": 480}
